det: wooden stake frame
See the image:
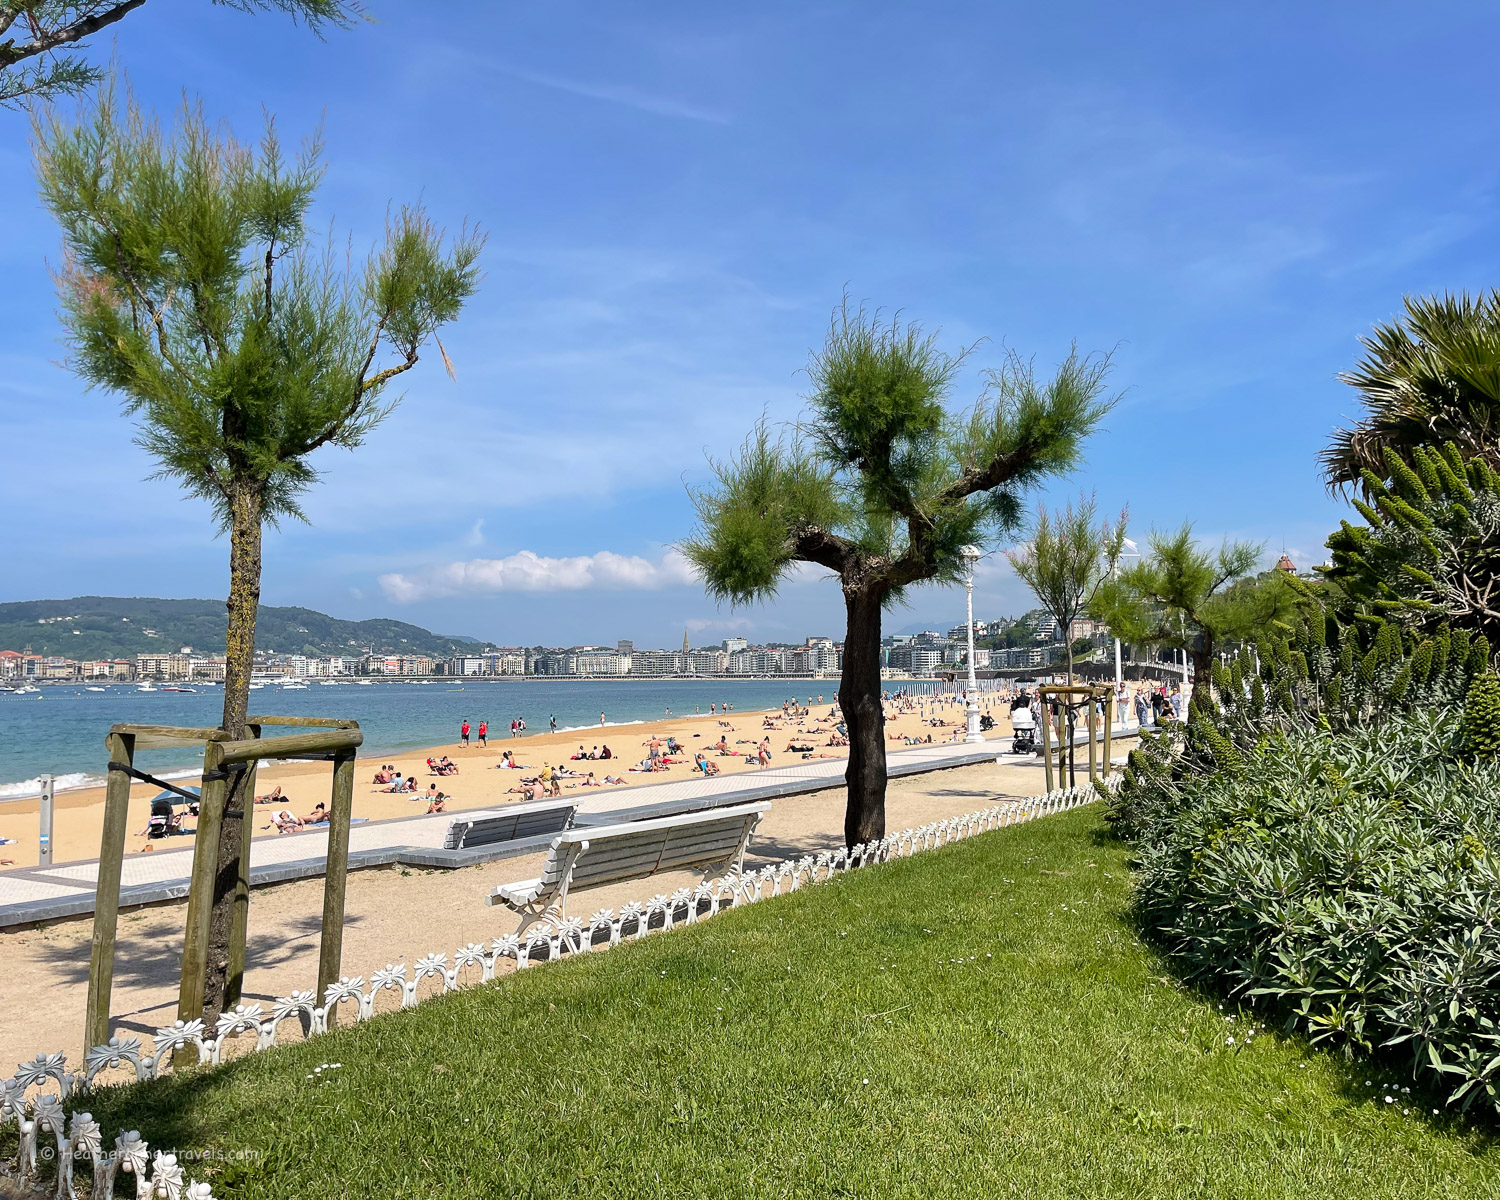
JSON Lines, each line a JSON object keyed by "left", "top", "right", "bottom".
{"left": 1036, "top": 684, "right": 1115, "bottom": 792}
{"left": 85, "top": 716, "right": 362, "bottom": 1053}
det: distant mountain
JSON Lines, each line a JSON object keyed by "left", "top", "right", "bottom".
{"left": 0, "top": 597, "right": 481, "bottom": 660}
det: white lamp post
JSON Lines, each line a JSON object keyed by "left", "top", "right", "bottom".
{"left": 961, "top": 545, "right": 983, "bottom": 743}
{"left": 1112, "top": 537, "right": 1140, "bottom": 691}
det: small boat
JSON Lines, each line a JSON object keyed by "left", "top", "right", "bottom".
{"left": 86, "top": 686, "right": 107, "bottom": 692}
{"left": 163, "top": 686, "right": 196, "bottom": 693}
{"left": 15, "top": 685, "right": 41, "bottom": 694}
{"left": 248, "top": 683, "right": 265, "bottom": 690}
{"left": 357, "top": 680, "right": 373, "bottom": 686}
{"left": 281, "top": 682, "right": 309, "bottom": 690}
{"left": 136, "top": 684, "right": 158, "bottom": 692}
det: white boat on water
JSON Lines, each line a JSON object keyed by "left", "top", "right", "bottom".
{"left": 281, "top": 682, "right": 309, "bottom": 690}
{"left": 357, "top": 680, "right": 373, "bottom": 686}
{"left": 136, "top": 684, "right": 158, "bottom": 692}
{"left": 86, "top": 686, "right": 106, "bottom": 692}
{"left": 14, "top": 685, "right": 40, "bottom": 694}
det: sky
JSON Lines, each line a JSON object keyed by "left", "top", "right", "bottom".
{"left": 2, "top": 1, "right": 1498, "bottom": 648}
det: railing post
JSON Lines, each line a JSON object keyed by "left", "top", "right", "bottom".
{"left": 85, "top": 731, "right": 134, "bottom": 1052}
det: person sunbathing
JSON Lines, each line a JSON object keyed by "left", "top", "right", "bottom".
{"left": 371, "top": 767, "right": 392, "bottom": 785}
{"left": 269, "top": 809, "right": 303, "bottom": 834}
{"left": 377, "top": 773, "right": 407, "bottom": 793}
{"left": 305, "top": 803, "right": 330, "bottom": 825}
{"left": 496, "top": 751, "right": 527, "bottom": 769}
{"left": 785, "top": 740, "right": 813, "bottom": 753}
{"left": 255, "top": 784, "right": 285, "bottom": 805}
{"left": 426, "top": 794, "right": 447, "bottom": 814}
{"left": 602, "top": 774, "right": 626, "bottom": 785}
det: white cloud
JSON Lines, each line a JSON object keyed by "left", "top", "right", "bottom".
{"left": 380, "top": 549, "right": 699, "bottom": 603}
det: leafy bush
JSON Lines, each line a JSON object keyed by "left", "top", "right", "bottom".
{"left": 1112, "top": 620, "right": 1500, "bottom": 1115}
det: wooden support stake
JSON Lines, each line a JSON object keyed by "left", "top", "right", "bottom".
{"left": 1102, "top": 690, "right": 1114, "bottom": 780}
{"left": 1087, "top": 691, "right": 1098, "bottom": 785}
{"left": 178, "top": 740, "right": 228, "bottom": 1031}
{"left": 85, "top": 730, "right": 134, "bottom": 1052}
{"left": 1040, "top": 692, "right": 1054, "bottom": 792}
{"left": 318, "top": 750, "right": 357, "bottom": 1022}
{"left": 224, "top": 725, "right": 259, "bottom": 1009}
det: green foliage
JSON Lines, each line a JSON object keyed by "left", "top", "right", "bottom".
{"left": 1091, "top": 525, "right": 1298, "bottom": 673}
{"left": 1322, "top": 291, "right": 1500, "bottom": 491}
{"left": 1110, "top": 613, "right": 1500, "bottom": 1115}
{"left": 1460, "top": 673, "right": 1500, "bottom": 759}
{"left": 1323, "top": 443, "right": 1500, "bottom": 650}
{"left": 683, "top": 301, "right": 1117, "bottom": 608}
{"left": 33, "top": 84, "right": 483, "bottom": 527}
{"left": 0, "top": 2, "right": 361, "bottom": 107}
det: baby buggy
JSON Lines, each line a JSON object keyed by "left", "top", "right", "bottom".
{"left": 145, "top": 787, "right": 199, "bottom": 839}
{"left": 1009, "top": 706, "right": 1038, "bottom": 754}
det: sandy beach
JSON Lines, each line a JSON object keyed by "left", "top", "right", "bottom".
{"left": 0, "top": 751, "right": 1074, "bottom": 1075}
{"left": 0, "top": 693, "right": 1009, "bottom": 870}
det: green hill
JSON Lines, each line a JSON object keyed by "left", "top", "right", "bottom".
{"left": 0, "top": 597, "right": 480, "bottom": 661}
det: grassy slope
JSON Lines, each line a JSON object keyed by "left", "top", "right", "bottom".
{"left": 84, "top": 809, "right": 1497, "bottom": 1199}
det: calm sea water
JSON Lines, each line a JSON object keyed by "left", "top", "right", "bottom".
{"left": 0, "top": 678, "right": 868, "bottom": 798}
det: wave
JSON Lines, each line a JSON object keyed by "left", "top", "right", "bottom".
{"left": 0, "top": 766, "right": 202, "bottom": 801}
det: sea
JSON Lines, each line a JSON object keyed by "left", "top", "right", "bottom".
{"left": 0, "top": 677, "right": 929, "bottom": 799}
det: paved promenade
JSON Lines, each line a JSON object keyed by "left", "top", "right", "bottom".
{"left": 0, "top": 737, "right": 1063, "bottom": 926}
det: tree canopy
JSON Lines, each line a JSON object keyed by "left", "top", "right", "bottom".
{"left": 1093, "top": 525, "right": 1294, "bottom": 681}
{"left": 1322, "top": 291, "right": 1500, "bottom": 493}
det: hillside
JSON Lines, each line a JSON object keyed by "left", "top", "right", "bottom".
{"left": 0, "top": 597, "right": 480, "bottom": 661}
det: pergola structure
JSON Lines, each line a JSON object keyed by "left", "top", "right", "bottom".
{"left": 1036, "top": 684, "right": 1114, "bottom": 791}
{"left": 85, "top": 716, "right": 363, "bottom": 1050}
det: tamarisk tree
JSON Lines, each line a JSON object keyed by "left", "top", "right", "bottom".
{"left": 684, "top": 305, "right": 1115, "bottom": 847}
{"left": 35, "top": 87, "right": 482, "bottom": 1020}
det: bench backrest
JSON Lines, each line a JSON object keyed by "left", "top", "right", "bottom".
{"left": 443, "top": 798, "right": 577, "bottom": 850}
{"left": 537, "top": 802, "right": 768, "bottom": 896}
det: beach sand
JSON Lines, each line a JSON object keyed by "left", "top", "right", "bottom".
{"left": 0, "top": 694, "right": 1008, "bottom": 869}
{"left": 0, "top": 751, "right": 1085, "bottom": 1074}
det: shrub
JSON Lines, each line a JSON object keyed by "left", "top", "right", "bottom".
{"left": 1112, "top": 618, "right": 1500, "bottom": 1115}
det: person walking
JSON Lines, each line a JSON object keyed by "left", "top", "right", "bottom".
{"left": 477, "top": 720, "right": 488, "bottom": 747}
{"left": 550, "top": 714, "right": 557, "bottom": 733}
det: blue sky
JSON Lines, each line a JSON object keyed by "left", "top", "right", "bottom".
{"left": 2, "top": 1, "right": 1497, "bottom": 647}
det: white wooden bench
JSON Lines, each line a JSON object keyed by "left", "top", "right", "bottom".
{"left": 442, "top": 798, "right": 576, "bottom": 850}
{"left": 486, "top": 801, "right": 769, "bottom": 933}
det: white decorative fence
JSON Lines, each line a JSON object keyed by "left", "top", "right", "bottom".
{"left": 1, "top": 781, "right": 1110, "bottom": 1198}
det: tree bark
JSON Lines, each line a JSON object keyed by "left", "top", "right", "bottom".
{"left": 838, "top": 586, "right": 887, "bottom": 849}
{"left": 202, "top": 485, "right": 262, "bottom": 1020}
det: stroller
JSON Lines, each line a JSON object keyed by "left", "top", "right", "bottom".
{"left": 1009, "top": 705, "right": 1038, "bottom": 754}
{"left": 145, "top": 787, "right": 199, "bottom": 839}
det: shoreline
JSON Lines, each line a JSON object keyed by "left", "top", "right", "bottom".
{"left": 0, "top": 693, "right": 1004, "bottom": 868}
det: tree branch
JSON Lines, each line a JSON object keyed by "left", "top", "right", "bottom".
{"left": 790, "top": 525, "right": 854, "bottom": 575}
{"left": 0, "top": 1, "right": 149, "bottom": 70}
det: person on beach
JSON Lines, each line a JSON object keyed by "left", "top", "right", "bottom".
{"left": 600, "top": 712, "right": 606, "bottom": 726}
{"left": 460, "top": 720, "right": 470, "bottom": 746}
{"left": 601, "top": 744, "right": 612, "bottom": 759}
{"left": 477, "top": 721, "right": 488, "bottom": 747}
{"left": 305, "top": 803, "right": 329, "bottom": 825}
{"left": 510, "top": 719, "right": 518, "bottom": 738}
{"left": 427, "top": 793, "right": 447, "bottom": 814}
{"left": 550, "top": 714, "right": 557, "bottom": 733}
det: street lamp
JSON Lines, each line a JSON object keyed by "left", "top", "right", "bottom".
{"left": 961, "top": 544, "right": 983, "bottom": 743}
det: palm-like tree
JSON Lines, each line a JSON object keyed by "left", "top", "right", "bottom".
{"left": 1323, "top": 291, "right": 1500, "bottom": 492}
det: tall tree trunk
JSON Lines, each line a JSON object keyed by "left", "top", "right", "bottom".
{"left": 838, "top": 586, "right": 887, "bottom": 849}
{"left": 202, "top": 486, "right": 262, "bottom": 1020}
{"left": 1190, "top": 634, "right": 1214, "bottom": 718}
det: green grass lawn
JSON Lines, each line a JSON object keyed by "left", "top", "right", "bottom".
{"left": 81, "top": 807, "right": 1498, "bottom": 1199}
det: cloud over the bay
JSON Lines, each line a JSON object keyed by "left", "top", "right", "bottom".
{"left": 379, "top": 549, "right": 699, "bottom": 603}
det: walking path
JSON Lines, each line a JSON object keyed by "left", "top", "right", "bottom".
{"left": 0, "top": 738, "right": 1059, "bottom": 926}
